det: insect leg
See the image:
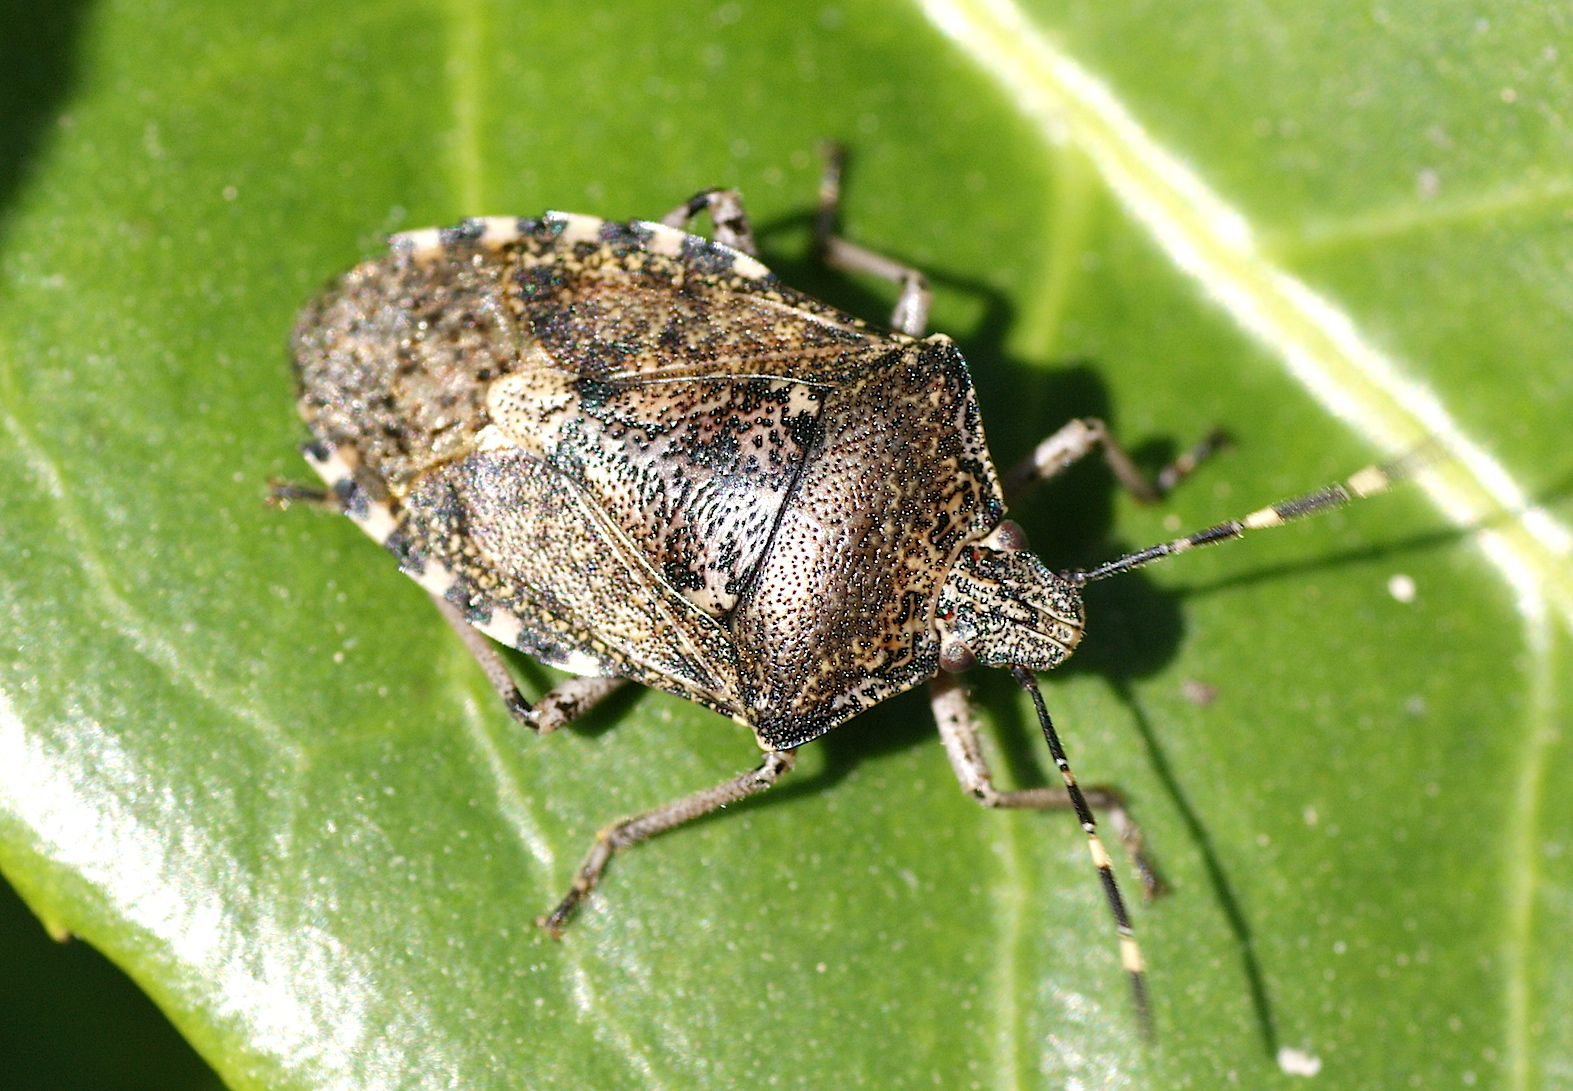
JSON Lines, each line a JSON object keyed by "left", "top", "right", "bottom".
{"left": 426, "top": 591, "right": 624, "bottom": 733}
{"left": 813, "top": 143, "right": 931, "bottom": 336}
{"left": 265, "top": 479, "right": 336, "bottom": 509}
{"left": 539, "top": 749, "right": 796, "bottom": 936}
{"left": 660, "top": 187, "right": 759, "bottom": 256}
{"left": 525, "top": 676, "right": 628, "bottom": 734}
{"left": 1009, "top": 665, "right": 1151, "bottom": 1035}
{"left": 929, "top": 673, "right": 1161, "bottom": 899}
{"left": 1002, "top": 417, "right": 1228, "bottom": 505}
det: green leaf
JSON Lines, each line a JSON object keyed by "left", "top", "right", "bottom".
{"left": 2, "top": 0, "right": 1570, "bottom": 1088}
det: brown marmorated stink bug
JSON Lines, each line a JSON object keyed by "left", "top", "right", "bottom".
{"left": 276, "top": 150, "right": 1421, "bottom": 1028}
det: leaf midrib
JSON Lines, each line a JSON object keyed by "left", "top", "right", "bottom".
{"left": 915, "top": 0, "right": 1573, "bottom": 632}
{"left": 911, "top": 3, "right": 1571, "bottom": 1089}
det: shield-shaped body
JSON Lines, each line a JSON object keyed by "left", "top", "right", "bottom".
{"left": 292, "top": 213, "right": 1006, "bottom": 748}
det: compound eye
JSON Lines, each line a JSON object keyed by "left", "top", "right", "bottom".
{"left": 988, "top": 519, "right": 1028, "bottom": 553}
{"left": 939, "top": 636, "right": 977, "bottom": 674}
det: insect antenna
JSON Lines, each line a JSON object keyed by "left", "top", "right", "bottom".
{"left": 1010, "top": 663, "right": 1152, "bottom": 1038}
{"left": 1070, "top": 445, "right": 1437, "bottom": 586}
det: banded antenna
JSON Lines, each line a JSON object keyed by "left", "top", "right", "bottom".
{"left": 1024, "top": 444, "right": 1436, "bottom": 1036}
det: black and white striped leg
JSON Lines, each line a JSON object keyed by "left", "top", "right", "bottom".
{"left": 661, "top": 187, "right": 759, "bottom": 256}
{"left": 1003, "top": 417, "right": 1229, "bottom": 505}
{"left": 540, "top": 749, "right": 796, "bottom": 936}
{"left": 814, "top": 143, "right": 932, "bottom": 336}
{"left": 929, "top": 673, "right": 1161, "bottom": 899}
{"left": 1008, "top": 665, "right": 1151, "bottom": 1035}
{"left": 427, "top": 591, "right": 625, "bottom": 734}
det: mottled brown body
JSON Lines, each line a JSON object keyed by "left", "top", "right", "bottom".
{"left": 292, "top": 212, "right": 1024, "bottom": 748}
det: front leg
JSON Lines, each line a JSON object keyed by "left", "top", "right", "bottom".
{"left": 929, "top": 672, "right": 1161, "bottom": 898}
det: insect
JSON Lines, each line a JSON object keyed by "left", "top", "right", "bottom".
{"left": 278, "top": 150, "right": 1418, "bottom": 1028}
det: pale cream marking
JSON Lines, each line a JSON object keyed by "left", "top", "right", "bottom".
{"left": 411, "top": 559, "right": 457, "bottom": 597}
{"left": 729, "top": 251, "right": 771, "bottom": 280}
{"left": 1086, "top": 835, "right": 1112, "bottom": 869}
{"left": 390, "top": 227, "right": 445, "bottom": 262}
{"left": 551, "top": 212, "right": 606, "bottom": 245}
{"left": 1347, "top": 465, "right": 1392, "bottom": 497}
{"left": 1243, "top": 507, "right": 1286, "bottom": 530}
{"left": 683, "top": 586, "right": 733, "bottom": 616}
{"left": 486, "top": 370, "right": 577, "bottom": 458}
{"left": 554, "top": 648, "right": 609, "bottom": 677}
{"left": 477, "top": 216, "right": 522, "bottom": 248}
{"left": 473, "top": 423, "right": 520, "bottom": 453}
{"left": 476, "top": 610, "right": 524, "bottom": 648}
{"left": 352, "top": 504, "right": 399, "bottom": 546}
{"left": 638, "top": 220, "right": 688, "bottom": 258}
{"left": 1119, "top": 935, "right": 1146, "bottom": 973}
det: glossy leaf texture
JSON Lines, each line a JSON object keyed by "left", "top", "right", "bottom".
{"left": 1, "top": 1, "right": 1570, "bottom": 1088}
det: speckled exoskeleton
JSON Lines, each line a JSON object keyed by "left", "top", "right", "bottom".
{"left": 281, "top": 152, "right": 1413, "bottom": 1028}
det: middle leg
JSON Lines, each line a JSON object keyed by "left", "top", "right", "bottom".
{"left": 1002, "top": 417, "right": 1228, "bottom": 505}
{"left": 814, "top": 143, "right": 932, "bottom": 336}
{"left": 427, "top": 590, "right": 626, "bottom": 734}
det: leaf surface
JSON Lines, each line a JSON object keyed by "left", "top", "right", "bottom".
{"left": 1, "top": 1, "right": 1569, "bottom": 1088}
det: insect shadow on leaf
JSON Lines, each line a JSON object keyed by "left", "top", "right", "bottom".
{"left": 0, "top": 0, "right": 95, "bottom": 238}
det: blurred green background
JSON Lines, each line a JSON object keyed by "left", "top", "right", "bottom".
{"left": 1, "top": 1, "right": 1569, "bottom": 1089}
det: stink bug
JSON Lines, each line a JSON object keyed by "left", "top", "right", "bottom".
{"left": 278, "top": 150, "right": 1418, "bottom": 1027}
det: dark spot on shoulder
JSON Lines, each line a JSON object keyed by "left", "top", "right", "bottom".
{"left": 384, "top": 527, "right": 422, "bottom": 574}
{"left": 600, "top": 219, "right": 651, "bottom": 250}
{"left": 441, "top": 219, "right": 486, "bottom": 247}
{"left": 301, "top": 439, "right": 334, "bottom": 463}
{"left": 331, "top": 476, "right": 370, "bottom": 519}
{"left": 680, "top": 237, "right": 737, "bottom": 276}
